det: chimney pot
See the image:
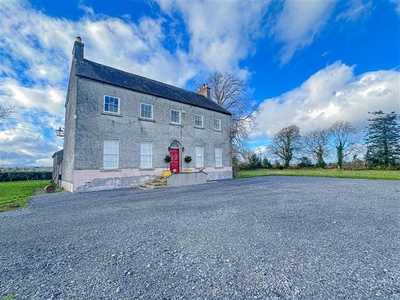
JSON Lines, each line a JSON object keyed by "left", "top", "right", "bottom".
{"left": 197, "top": 83, "right": 210, "bottom": 99}
{"left": 72, "top": 36, "right": 84, "bottom": 60}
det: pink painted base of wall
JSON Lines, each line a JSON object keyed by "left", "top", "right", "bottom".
{"left": 62, "top": 167, "right": 232, "bottom": 192}
{"left": 73, "top": 168, "right": 163, "bottom": 192}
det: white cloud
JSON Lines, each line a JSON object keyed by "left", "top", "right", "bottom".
{"left": 335, "top": 0, "right": 372, "bottom": 21}
{"left": 156, "top": 0, "right": 270, "bottom": 79}
{"left": 1, "top": 79, "right": 65, "bottom": 116}
{"left": 255, "top": 61, "right": 400, "bottom": 137}
{"left": 0, "top": 121, "right": 62, "bottom": 166}
{"left": 389, "top": 0, "right": 400, "bottom": 15}
{"left": 271, "top": 0, "right": 337, "bottom": 64}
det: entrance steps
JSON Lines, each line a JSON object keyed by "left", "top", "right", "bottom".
{"left": 139, "top": 176, "right": 169, "bottom": 190}
{"left": 138, "top": 171, "right": 208, "bottom": 190}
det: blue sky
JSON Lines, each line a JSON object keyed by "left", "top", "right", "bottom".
{"left": 0, "top": 0, "right": 399, "bottom": 166}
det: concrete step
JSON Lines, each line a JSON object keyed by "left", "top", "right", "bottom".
{"left": 142, "top": 176, "right": 169, "bottom": 188}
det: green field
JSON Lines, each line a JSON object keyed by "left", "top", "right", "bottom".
{"left": 237, "top": 169, "right": 400, "bottom": 181}
{"left": 0, "top": 180, "right": 50, "bottom": 212}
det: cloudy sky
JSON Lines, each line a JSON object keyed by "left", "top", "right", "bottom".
{"left": 0, "top": 0, "right": 399, "bottom": 166}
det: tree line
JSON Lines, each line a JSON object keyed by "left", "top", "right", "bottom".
{"left": 205, "top": 74, "right": 399, "bottom": 171}
{"left": 241, "top": 111, "right": 400, "bottom": 170}
{"left": 0, "top": 171, "right": 52, "bottom": 182}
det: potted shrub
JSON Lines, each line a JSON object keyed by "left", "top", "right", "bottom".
{"left": 164, "top": 155, "right": 171, "bottom": 165}
{"left": 163, "top": 155, "right": 172, "bottom": 176}
{"left": 184, "top": 156, "right": 192, "bottom": 172}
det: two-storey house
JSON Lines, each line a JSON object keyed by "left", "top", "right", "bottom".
{"left": 58, "top": 37, "right": 232, "bottom": 192}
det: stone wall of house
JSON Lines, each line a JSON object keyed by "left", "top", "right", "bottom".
{"left": 74, "top": 78, "right": 232, "bottom": 170}
{"left": 65, "top": 78, "right": 232, "bottom": 191}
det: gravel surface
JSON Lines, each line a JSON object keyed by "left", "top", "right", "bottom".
{"left": 0, "top": 176, "right": 399, "bottom": 299}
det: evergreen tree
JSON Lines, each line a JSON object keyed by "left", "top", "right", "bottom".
{"left": 364, "top": 111, "right": 400, "bottom": 168}
{"left": 262, "top": 158, "right": 272, "bottom": 169}
{"left": 248, "top": 153, "right": 262, "bottom": 169}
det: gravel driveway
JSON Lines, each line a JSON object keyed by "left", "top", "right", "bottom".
{"left": 1, "top": 176, "right": 399, "bottom": 299}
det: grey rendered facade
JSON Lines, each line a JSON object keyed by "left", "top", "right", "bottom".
{"left": 60, "top": 38, "right": 232, "bottom": 192}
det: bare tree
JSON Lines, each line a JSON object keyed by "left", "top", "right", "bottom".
{"left": 0, "top": 105, "right": 15, "bottom": 121}
{"left": 0, "top": 156, "right": 9, "bottom": 169}
{"left": 208, "top": 71, "right": 258, "bottom": 160}
{"left": 270, "top": 125, "right": 302, "bottom": 168}
{"left": 303, "top": 129, "right": 331, "bottom": 168}
{"left": 0, "top": 106, "right": 14, "bottom": 169}
{"left": 329, "top": 120, "right": 359, "bottom": 168}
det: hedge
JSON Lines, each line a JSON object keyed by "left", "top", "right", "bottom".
{"left": 0, "top": 171, "right": 52, "bottom": 182}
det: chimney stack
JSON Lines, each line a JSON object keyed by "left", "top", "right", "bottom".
{"left": 197, "top": 83, "right": 210, "bottom": 99}
{"left": 72, "top": 36, "right": 84, "bottom": 60}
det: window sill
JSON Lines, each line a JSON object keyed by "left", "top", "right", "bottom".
{"left": 213, "top": 129, "right": 222, "bottom": 132}
{"left": 100, "top": 168, "right": 121, "bottom": 172}
{"left": 139, "top": 168, "right": 155, "bottom": 171}
{"left": 138, "top": 117, "right": 155, "bottom": 122}
{"left": 194, "top": 126, "right": 205, "bottom": 130}
{"left": 170, "top": 123, "right": 182, "bottom": 126}
{"left": 102, "top": 112, "right": 122, "bottom": 117}
{"left": 214, "top": 166, "right": 224, "bottom": 169}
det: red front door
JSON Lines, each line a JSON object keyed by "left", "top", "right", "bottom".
{"left": 169, "top": 148, "right": 180, "bottom": 173}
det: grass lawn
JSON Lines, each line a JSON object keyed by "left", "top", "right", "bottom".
{"left": 237, "top": 168, "right": 400, "bottom": 181}
{"left": 0, "top": 180, "right": 50, "bottom": 212}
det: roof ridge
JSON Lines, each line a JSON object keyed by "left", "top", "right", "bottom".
{"left": 82, "top": 59, "right": 201, "bottom": 97}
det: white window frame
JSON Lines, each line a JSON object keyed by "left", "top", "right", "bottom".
{"left": 195, "top": 146, "right": 204, "bottom": 168}
{"left": 213, "top": 118, "right": 221, "bottom": 131}
{"left": 215, "top": 147, "right": 222, "bottom": 167}
{"left": 140, "top": 103, "right": 153, "bottom": 120}
{"left": 195, "top": 114, "right": 203, "bottom": 128}
{"left": 103, "top": 140, "right": 119, "bottom": 169}
{"left": 170, "top": 109, "right": 181, "bottom": 124}
{"left": 104, "top": 95, "right": 120, "bottom": 114}
{"left": 140, "top": 143, "right": 152, "bottom": 169}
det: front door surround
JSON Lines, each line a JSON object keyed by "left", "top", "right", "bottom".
{"left": 169, "top": 141, "right": 180, "bottom": 173}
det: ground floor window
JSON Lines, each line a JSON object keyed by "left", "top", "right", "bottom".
{"left": 215, "top": 147, "right": 222, "bottom": 167}
{"left": 196, "top": 146, "right": 204, "bottom": 168}
{"left": 140, "top": 143, "right": 152, "bottom": 168}
{"left": 103, "top": 140, "right": 119, "bottom": 169}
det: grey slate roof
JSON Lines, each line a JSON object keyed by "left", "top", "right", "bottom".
{"left": 75, "top": 59, "right": 231, "bottom": 115}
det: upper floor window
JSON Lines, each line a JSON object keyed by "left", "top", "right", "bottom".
{"left": 140, "top": 103, "right": 153, "bottom": 119}
{"left": 104, "top": 96, "right": 119, "bottom": 114}
{"left": 213, "top": 118, "right": 221, "bottom": 131}
{"left": 170, "top": 109, "right": 181, "bottom": 124}
{"left": 103, "top": 140, "right": 119, "bottom": 169}
{"left": 195, "top": 114, "right": 203, "bottom": 128}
